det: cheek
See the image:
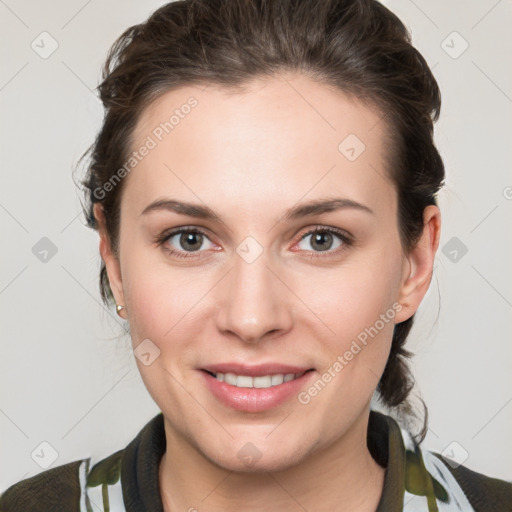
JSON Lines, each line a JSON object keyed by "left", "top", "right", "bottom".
{"left": 124, "top": 266, "right": 204, "bottom": 345}
{"left": 307, "top": 248, "right": 403, "bottom": 383}
{"left": 118, "top": 236, "right": 202, "bottom": 346}
{"left": 119, "top": 254, "right": 207, "bottom": 407}
{"left": 313, "top": 254, "right": 402, "bottom": 337}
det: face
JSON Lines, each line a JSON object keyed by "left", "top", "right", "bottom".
{"left": 98, "top": 73, "right": 438, "bottom": 472}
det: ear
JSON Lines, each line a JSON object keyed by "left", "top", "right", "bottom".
{"left": 394, "top": 205, "right": 441, "bottom": 324}
{"left": 93, "top": 203, "right": 127, "bottom": 319}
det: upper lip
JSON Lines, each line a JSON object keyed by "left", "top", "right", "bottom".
{"left": 201, "top": 363, "right": 314, "bottom": 377}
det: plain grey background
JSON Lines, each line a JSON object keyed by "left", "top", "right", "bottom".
{"left": 1, "top": 0, "right": 511, "bottom": 491}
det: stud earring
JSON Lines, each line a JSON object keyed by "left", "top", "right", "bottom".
{"left": 116, "top": 304, "right": 125, "bottom": 317}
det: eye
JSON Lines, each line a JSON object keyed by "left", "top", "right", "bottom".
{"left": 156, "top": 228, "right": 215, "bottom": 258}
{"left": 156, "top": 225, "right": 353, "bottom": 260}
{"left": 294, "top": 227, "right": 352, "bottom": 256}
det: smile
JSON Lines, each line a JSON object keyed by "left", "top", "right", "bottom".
{"left": 200, "top": 368, "right": 316, "bottom": 412}
{"left": 206, "top": 371, "right": 306, "bottom": 388}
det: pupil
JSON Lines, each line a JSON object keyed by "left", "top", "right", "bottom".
{"left": 181, "top": 232, "right": 202, "bottom": 251}
{"left": 312, "top": 232, "right": 332, "bottom": 251}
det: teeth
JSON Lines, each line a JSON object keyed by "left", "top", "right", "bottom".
{"left": 214, "top": 372, "right": 299, "bottom": 388}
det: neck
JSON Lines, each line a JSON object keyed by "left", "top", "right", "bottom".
{"left": 159, "top": 408, "right": 385, "bottom": 512}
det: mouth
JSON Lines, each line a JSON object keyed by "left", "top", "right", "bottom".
{"left": 202, "top": 369, "right": 314, "bottom": 389}
{"left": 199, "top": 365, "right": 316, "bottom": 412}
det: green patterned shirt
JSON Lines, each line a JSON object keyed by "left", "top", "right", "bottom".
{"left": 1, "top": 410, "right": 511, "bottom": 511}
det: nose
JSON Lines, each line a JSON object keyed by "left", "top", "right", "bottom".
{"left": 215, "top": 250, "right": 293, "bottom": 344}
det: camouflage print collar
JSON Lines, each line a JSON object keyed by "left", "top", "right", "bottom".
{"left": 369, "top": 411, "right": 476, "bottom": 511}
{"left": 83, "top": 410, "right": 476, "bottom": 512}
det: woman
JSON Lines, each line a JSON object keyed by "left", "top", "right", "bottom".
{"left": 1, "top": 0, "right": 510, "bottom": 511}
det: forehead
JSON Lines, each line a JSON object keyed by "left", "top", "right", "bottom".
{"left": 125, "top": 73, "right": 395, "bottom": 219}
{"left": 135, "top": 73, "right": 386, "bottom": 148}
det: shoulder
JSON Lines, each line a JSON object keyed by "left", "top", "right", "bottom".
{"left": 390, "top": 417, "right": 512, "bottom": 512}
{"left": 0, "top": 458, "right": 89, "bottom": 512}
{"left": 0, "top": 450, "right": 124, "bottom": 512}
{"left": 405, "top": 440, "right": 512, "bottom": 511}
{"left": 0, "top": 413, "right": 164, "bottom": 512}
{"left": 431, "top": 451, "right": 512, "bottom": 511}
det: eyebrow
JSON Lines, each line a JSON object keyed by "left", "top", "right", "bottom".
{"left": 140, "top": 197, "right": 374, "bottom": 222}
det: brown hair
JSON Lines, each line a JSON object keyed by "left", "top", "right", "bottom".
{"left": 80, "top": 0, "right": 444, "bottom": 442}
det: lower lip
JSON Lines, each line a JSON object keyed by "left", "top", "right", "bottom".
{"left": 200, "top": 370, "right": 315, "bottom": 412}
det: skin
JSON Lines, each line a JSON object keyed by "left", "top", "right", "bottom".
{"left": 95, "top": 72, "right": 441, "bottom": 512}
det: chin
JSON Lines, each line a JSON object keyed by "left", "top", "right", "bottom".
{"left": 199, "top": 435, "right": 311, "bottom": 474}
{"left": 210, "top": 449, "right": 306, "bottom": 474}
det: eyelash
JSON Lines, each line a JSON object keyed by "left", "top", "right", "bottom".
{"left": 155, "top": 226, "right": 353, "bottom": 260}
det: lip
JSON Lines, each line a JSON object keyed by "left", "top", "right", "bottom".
{"left": 199, "top": 366, "right": 316, "bottom": 413}
{"left": 200, "top": 362, "right": 313, "bottom": 377}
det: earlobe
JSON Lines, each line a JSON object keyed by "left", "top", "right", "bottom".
{"left": 93, "top": 204, "right": 126, "bottom": 313}
{"left": 394, "top": 205, "right": 441, "bottom": 324}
